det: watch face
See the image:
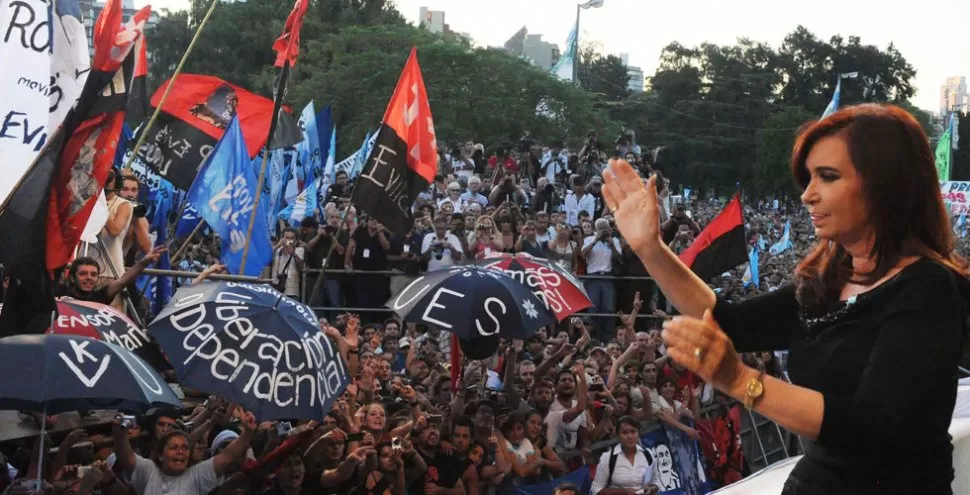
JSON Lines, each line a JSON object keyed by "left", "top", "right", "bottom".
{"left": 746, "top": 378, "right": 764, "bottom": 396}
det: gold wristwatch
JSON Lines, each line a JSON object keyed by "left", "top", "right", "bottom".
{"left": 743, "top": 369, "right": 765, "bottom": 410}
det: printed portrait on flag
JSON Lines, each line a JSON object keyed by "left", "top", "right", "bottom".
{"left": 135, "top": 75, "right": 279, "bottom": 190}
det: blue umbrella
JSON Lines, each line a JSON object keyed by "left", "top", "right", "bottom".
{"left": 0, "top": 334, "right": 182, "bottom": 414}
{"left": 149, "top": 281, "right": 350, "bottom": 422}
{"left": 386, "top": 266, "right": 555, "bottom": 340}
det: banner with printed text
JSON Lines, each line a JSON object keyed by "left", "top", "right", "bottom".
{"left": 940, "top": 181, "right": 970, "bottom": 216}
{"left": 0, "top": 0, "right": 89, "bottom": 203}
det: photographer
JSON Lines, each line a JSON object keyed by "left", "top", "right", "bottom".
{"left": 540, "top": 143, "right": 569, "bottom": 184}
{"left": 271, "top": 228, "right": 305, "bottom": 298}
{"left": 530, "top": 178, "right": 559, "bottom": 215}
{"left": 90, "top": 169, "right": 140, "bottom": 310}
{"left": 660, "top": 204, "right": 700, "bottom": 245}
{"left": 118, "top": 174, "right": 152, "bottom": 260}
{"left": 421, "top": 217, "right": 463, "bottom": 271}
{"left": 452, "top": 142, "right": 475, "bottom": 179}
{"left": 487, "top": 175, "right": 527, "bottom": 207}
{"left": 581, "top": 219, "right": 622, "bottom": 340}
{"left": 564, "top": 176, "right": 595, "bottom": 227}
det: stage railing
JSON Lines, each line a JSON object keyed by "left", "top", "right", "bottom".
{"left": 299, "top": 268, "right": 665, "bottom": 320}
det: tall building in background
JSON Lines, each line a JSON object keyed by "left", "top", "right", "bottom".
{"left": 940, "top": 76, "right": 968, "bottom": 116}
{"left": 503, "top": 27, "right": 560, "bottom": 70}
{"left": 79, "top": 0, "right": 160, "bottom": 58}
{"left": 619, "top": 53, "right": 643, "bottom": 93}
{"left": 418, "top": 7, "right": 447, "bottom": 34}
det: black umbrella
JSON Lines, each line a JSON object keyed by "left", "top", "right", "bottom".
{"left": 0, "top": 334, "right": 181, "bottom": 414}
{"left": 386, "top": 266, "right": 555, "bottom": 340}
{"left": 150, "top": 281, "right": 350, "bottom": 421}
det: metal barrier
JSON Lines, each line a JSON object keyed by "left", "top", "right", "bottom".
{"left": 141, "top": 268, "right": 272, "bottom": 284}
{"left": 299, "top": 268, "right": 666, "bottom": 320}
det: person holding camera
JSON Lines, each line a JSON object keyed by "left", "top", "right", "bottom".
{"left": 111, "top": 409, "right": 258, "bottom": 495}
{"left": 660, "top": 204, "right": 700, "bottom": 245}
{"left": 564, "top": 177, "right": 595, "bottom": 227}
{"left": 271, "top": 228, "right": 305, "bottom": 298}
{"left": 540, "top": 144, "right": 569, "bottom": 184}
{"left": 422, "top": 217, "right": 463, "bottom": 271}
{"left": 582, "top": 219, "right": 623, "bottom": 340}
{"left": 87, "top": 169, "right": 142, "bottom": 310}
{"left": 530, "top": 178, "right": 559, "bottom": 215}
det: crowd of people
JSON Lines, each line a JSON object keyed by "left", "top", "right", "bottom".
{"left": 3, "top": 126, "right": 962, "bottom": 495}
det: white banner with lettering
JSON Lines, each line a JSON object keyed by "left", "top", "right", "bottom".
{"left": 0, "top": 0, "right": 89, "bottom": 202}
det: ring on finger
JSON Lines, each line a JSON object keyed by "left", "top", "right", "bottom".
{"left": 693, "top": 346, "right": 705, "bottom": 361}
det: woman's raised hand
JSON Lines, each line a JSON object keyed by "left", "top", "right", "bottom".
{"left": 602, "top": 159, "right": 662, "bottom": 253}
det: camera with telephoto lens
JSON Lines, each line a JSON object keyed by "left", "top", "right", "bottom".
{"left": 105, "top": 169, "right": 147, "bottom": 217}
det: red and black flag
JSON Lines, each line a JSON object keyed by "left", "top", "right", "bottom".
{"left": 0, "top": 0, "right": 150, "bottom": 336}
{"left": 133, "top": 75, "right": 278, "bottom": 190}
{"left": 126, "top": 10, "right": 151, "bottom": 126}
{"left": 273, "top": 0, "right": 309, "bottom": 68}
{"left": 265, "top": 0, "right": 308, "bottom": 150}
{"left": 678, "top": 195, "right": 748, "bottom": 282}
{"left": 352, "top": 48, "right": 437, "bottom": 235}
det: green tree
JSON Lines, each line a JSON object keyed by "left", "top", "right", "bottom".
{"left": 577, "top": 46, "right": 630, "bottom": 102}
{"left": 292, "top": 25, "right": 615, "bottom": 157}
{"left": 754, "top": 106, "right": 815, "bottom": 197}
{"left": 776, "top": 26, "right": 916, "bottom": 113}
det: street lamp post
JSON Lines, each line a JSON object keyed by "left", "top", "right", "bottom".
{"left": 574, "top": 0, "right": 604, "bottom": 83}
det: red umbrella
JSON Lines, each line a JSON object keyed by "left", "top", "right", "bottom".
{"left": 48, "top": 298, "right": 170, "bottom": 371}
{"left": 477, "top": 253, "right": 592, "bottom": 321}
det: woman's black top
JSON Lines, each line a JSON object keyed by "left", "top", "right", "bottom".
{"left": 712, "top": 259, "right": 968, "bottom": 494}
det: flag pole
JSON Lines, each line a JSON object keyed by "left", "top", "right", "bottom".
{"left": 169, "top": 220, "right": 207, "bottom": 265}
{"left": 121, "top": 0, "right": 220, "bottom": 172}
{"left": 239, "top": 45, "right": 295, "bottom": 274}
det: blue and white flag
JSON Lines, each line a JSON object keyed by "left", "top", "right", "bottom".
{"left": 137, "top": 183, "right": 174, "bottom": 316}
{"left": 768, "top": 220, "right": 793, "bottom": 256}
{"left": 279, "top": 176, "right": 320, "bottom": 226}
{"left": 297, "top": 101, "right": 323, "bottom": 187}
{"left": 186, "top": 117, "right": 273, "bottom": 276}
{"left": 261, "top": 148, "right": 295, "bottom": 231}
{"left": 550, "top": 24, "right": 578, "bottom": 82}
{"left": 821, "top": 78, "right": 841, "bottom": 120}
{"left": 743, "top": 246, "right": 760, "bottom": 289}
{"left": 333, "top": 131, "right": 377, "bottom": 181}
{"left": 175, "top": 203, "right": 202, "bottom": 238}
{"left": 757, "top": 234, "right": 767, "bottom": 253}
{"left": 683, "top": 187, "right": 691, "bottom": 200}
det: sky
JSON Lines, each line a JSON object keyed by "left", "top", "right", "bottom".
{"left": 141, "top": 0, "right": 968, "bottom": 113}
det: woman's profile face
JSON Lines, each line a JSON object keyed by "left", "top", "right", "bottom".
{"left": 801, "top": 135, "right": 869, "bottom": 245}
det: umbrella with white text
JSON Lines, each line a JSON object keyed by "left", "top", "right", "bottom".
{"left": 47, "top": 298, "right": 171, "bottom": 371}
{"left": 149, "top": 281, "right": 350, "bottom": 422}
{"left": 477, "top": 252, "right": 592, "bottom": 321}
{"left": 386, "top": 266, "right": 555, "bottom": 340}
{"left": 0, "top": 334, "right": 181, "bottom": 414}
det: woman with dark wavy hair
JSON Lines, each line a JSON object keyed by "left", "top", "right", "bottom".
{"left": 602, "top": 104, "right": 970, "bottom": 494}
